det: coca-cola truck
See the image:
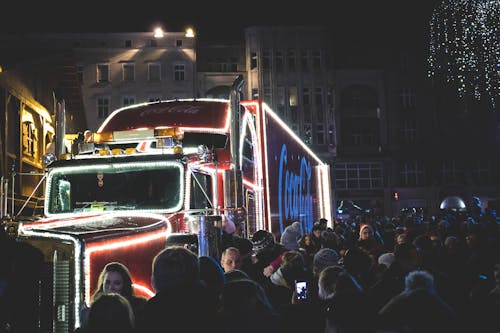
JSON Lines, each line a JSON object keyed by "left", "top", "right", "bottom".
{"left": 10, "top": 76, "right": 332, "bottom": 332}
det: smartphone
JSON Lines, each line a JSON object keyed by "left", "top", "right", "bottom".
{"left": 294, "top": 280, "right": 308, "bottom": 301}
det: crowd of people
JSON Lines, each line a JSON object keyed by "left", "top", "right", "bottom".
{"left": 74, "top": 207, "right": 499, "bottom": 333}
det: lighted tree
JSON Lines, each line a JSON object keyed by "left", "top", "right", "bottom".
{"left": 428, "top": 0, "right": 499, "bottom": 110}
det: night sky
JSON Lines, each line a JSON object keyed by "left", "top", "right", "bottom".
{"left": 1, "top": 0, "right": 441, "bottom": 44}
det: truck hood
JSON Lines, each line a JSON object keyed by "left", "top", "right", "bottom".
{"left": 18, "top": 211, "right": 172, "bottom": 239}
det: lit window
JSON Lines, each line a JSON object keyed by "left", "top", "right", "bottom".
{"left": 96, "top": 63, "right": 109, "bottom": 83}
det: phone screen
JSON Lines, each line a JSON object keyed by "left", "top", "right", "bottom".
{"left": 295, "top": 280, "right": 308, "bottom": 300}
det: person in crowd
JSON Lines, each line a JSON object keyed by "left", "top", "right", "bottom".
{"left": 357, "top": 223, "right": 385, "bottom": 257}
{"left": 368, "top": 242, "right": 420, "bottom": 312}
{"left": 266, "top": 250, "right": 313, "bottom": 312}
{"left": 377, "top": 269, "right": 457, "bottom": 333}
{"left": 232, "top": 236, "right": 256, "bottom": 278}
{"left": 342, "top": 245, "right": 377, "bottom": 289}
{"left": 319, "top": 265, "right": 374, "bottom": 332}
{"left": 77, "top": 293, "right": 135, "bottom": 333}
{"left": 81, "top": 261, "right": 147, "bottom": 328}
{"left": 298, "top": 234, "right": 316, "bottom": 268}
{"left": 312, "top": 248, "right": 340, "bottom": 278}
{"left": 251, "top": 230, "right": 287, "bottom": 284}
{"left": 280, "top": 221, "right": 302, "bottom": 251}
{"left": 217, "top": 278, "right": 280, "bottom": 333}
{"left": 199, "top": 255, "right": 226, "bottom": 310}
{"left": 310, "top": 222, "right": 323, "bottom": 253}
{"left": 135, "top": 246, "right": 216, "bottom": 333}
{"left": 220, "top": 246, "right": 241, "bottom": 273}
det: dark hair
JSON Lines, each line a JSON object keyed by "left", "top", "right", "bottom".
{"left": 86, "top": 293, "right": 134, "bottom": 333}
{"left": 152, "top": 246, "right": 199, "bottom": 292}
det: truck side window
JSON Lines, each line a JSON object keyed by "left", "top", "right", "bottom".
{"left": 190, "top": 173, "right": 212, "bottom": 210}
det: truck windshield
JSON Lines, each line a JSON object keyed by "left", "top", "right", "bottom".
{"left": 46, "top": 161, "right": 184, "bottom": 214}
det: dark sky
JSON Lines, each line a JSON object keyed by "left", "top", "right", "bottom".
{"left": 1, "top": 0, "right": 440, "bottom": 44}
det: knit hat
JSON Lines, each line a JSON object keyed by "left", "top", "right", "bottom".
{"left": 251, "top": 230, "right": 274, "bottom": 254}
{"left": 359, "top": 224, "right": 374, "bottom": 237}
{"left": 378, "top": 252, "right": 395, "bottom": 268}
{"left": 313, "top": 248, "right": 339, "bottom": 275}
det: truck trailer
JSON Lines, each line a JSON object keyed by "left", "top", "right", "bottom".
{"left": 8, "top": 76, "right": 332, "bottom": 332}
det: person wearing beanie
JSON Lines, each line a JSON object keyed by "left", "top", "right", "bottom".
{"left": 313, "top": 248, "right": 340, "bottom": 277}
{"left": 251, "top": 230, "right": 286, "bottom": 284}
{"left": 280, "top": 221, "right": 302, "bottom": 250}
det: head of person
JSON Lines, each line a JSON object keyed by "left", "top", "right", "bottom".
{"left": 358, "top": 224, "right": 374, "bottom": 241}
{"left": 394, "top": 242, "right": 419, "bottom": 273}
{"left": 317, "top": 265, "right": 346, "bottom": 300}
{"left": 251, "top": 230, "right": 275, "bottom": 256}
{"left": 279, "top": 250, "right": 307, "bottom": 286}
{"left": 94, "top": 262, "right": 133, "bottom": 300}
{"left": 312, "top": 222, "right": 322, "bottom": 238}
{"left": 220, "top": 278, "right": 274, "bottom": 315}
{"left": 220, "top": 247, "right": 241, "bottom": 273}
{"left": 151, "top": 246, "right": 200, "bottom": 293}
{"left": 86, "top": 292, "right": 134, "bottom": 333}
{"left": 313, "top": 248, "right": 340, "bottom": 277}
{"left": 404, "top": 269, "right": 435, "bottom": 293}
{"left": 199, "top": 255, "right": 225, "bottom": 297}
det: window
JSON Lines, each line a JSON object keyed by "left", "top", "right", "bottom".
{"left": 77, "top": 64, "right": 84, "bottom": 84}
{"left": 96, "top": 63, "right": 109, "bottom": 83}
{"left": 441, "top": 160, "right": 464, "bottom": 184}
{"left": 122, "top": 95, "right": 135, "bottom": 107}
{"left": 263, "top": 87, "right": 271, "bottom": 104}
{"left": 289, "top": 86, "right": 298, "bottom": 107}
{"left": 400, "top": 161, "right": 424, "bottom": 186}
{"left": 287, "top": 49, "right": 296, "bottom": 71}
{"left": 148, "top": 63, "right": 161, "bottom": 82}
{"left": 174, "top": 63, "right": 185, "bottom": 81}
{"left": 304, "top": 124, "right": 312, "bottom": 145}
{"left": 316, "top": 124, "right": 325, "bottom": 144}
{"left": 313, "top": 50, "right": 321, "bottom": 71}
{"left": 262, "top": 50, "right": 270, "bottom": 70}
{"left": 148, "top": 39, "right": 158, "bottom": 47}
{"left": 176, "top": 39, "right": 183, "bottom": 47}
{"left": 302, "top": 88, "right": 311, "bottom": 105}
{"left": 97, "top": 97, "right": 110, "bottom": 119}
{"left": 300, "top": 50, "right": 308, "bottom": 71}
{"left": 402, "top": 118, "right": 417, "bottom": 143}
{"left": 328, "top": 125, "right": 335, "bottom": 146}
{"left": 252, "top": 88, "right": 259, "bottom": 100}
{"left": 125, "top": 40, "right": 132, "bottom": 47}
{"left": 472, "top": 160, "right": 491, "bottom": 184}
{"left": 122, "top": 63, "right": 135, "bottom": 81}
{"left": 250, "top": 52, "right": 258, "bottom": 70}
{"left": 400, "top": 88, "right": 416, "bottom": 109}
{"left": 148, "top": 94, "right": 162, "bottom": 102}
{"left": 275, "top": 51, "right": 284, "bottom": 72}
{"left": 334, "top": 162, "right": 383, "bottom": 189}
{"left": 277, "top": 86, "right": 285, "bottom": 117}
{"left": 22, "top": 111, "right": 38, "bottom": 158}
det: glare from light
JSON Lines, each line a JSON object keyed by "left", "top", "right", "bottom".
{"left": 185, "top": 28, "right": 195, "bottom": 38}
{"left": 154, "top": 28, "right": 164, "bottom": 38}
